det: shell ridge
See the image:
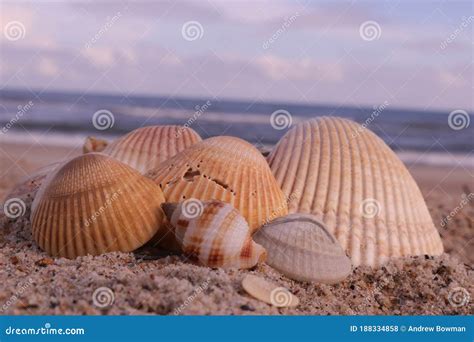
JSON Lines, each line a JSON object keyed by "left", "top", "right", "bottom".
{"left": 336, "top": 119, "right": 357, "bottom": 252}
{"left": 326, "top": 118, "right": 344, "bottom": 240}
{"left": 369, "top": 131, "right": 402, "bottom": 261}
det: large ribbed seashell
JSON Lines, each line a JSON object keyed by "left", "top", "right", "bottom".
{"left": 102, "top": 126, "right": 201, "bottom": 173}
{"left": 268, "top": 117, "right": 443, "bottom": 267}
{"left": 147, "top": 136, "right": 288, "bottom": 232}
{"left": 31, "top": 153, "right": 166, "bottom": 258}
{"left": 162, "top": 200, "right": 266, "bottom": 269}
{"left": 254, "top": 213, "right": 352, "bottom": 283}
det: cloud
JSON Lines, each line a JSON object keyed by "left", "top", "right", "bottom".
{"left": 38, "top": 58, "right": 59, "bottom": 77}
{"left": 0, "top": 1, "right": 472, "bottom": 112}
{"left": 255, "top": 55, "right": 344, "bottom": 82}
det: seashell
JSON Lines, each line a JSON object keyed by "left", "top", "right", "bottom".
{"left": 102, "top": 126, "right": 202, "bottom": 173}
{"left": 254, "top": 213, "right": 352, "bottom": 283}
{"left": 161, "top": 200, "right": 266, "bottom": 269}
{"left": 31, "top": 153, "right": 166, "bottom": 258}
{"left": 242, "top": 274, "right": 299, "bottom": 307}
{"left": 147, "top": 136, "right": 288, "bottom": 232}
{"left": 83, "top": 136, "right": 108, "bottom": 153}
{"left": 268, "top": 117, "right": 443, "bottom": 267}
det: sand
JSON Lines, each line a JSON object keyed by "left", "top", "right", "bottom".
{"left": 0, "top": 142, "right": 472, "bottom": 315}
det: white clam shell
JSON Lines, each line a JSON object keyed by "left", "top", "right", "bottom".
{"left": 254, "top": 213, "right": 352, "bottom": 283}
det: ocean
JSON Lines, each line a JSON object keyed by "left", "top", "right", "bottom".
{"left": 0, "top": 89, "right": 472, "bottom": 166}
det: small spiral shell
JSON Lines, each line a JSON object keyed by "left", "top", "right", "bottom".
{"left": 162, "top": 200, "right": 266, "bottom": 269}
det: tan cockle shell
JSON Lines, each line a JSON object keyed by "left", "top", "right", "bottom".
{"left": 268, "top": 117, "right": 444, "bottom": 267}
{"left": 31, "top": 153, "right": 166, "bottom": 258}
{"left": 102, "top": 125, "right": 202, "bottom": 173}
{"left": 162, "top": 200, "right": 267, "bottom": 269}
{"left": 242, "top": 275, "right": 299, "bottom": 307}
{"left": 147, "top": 136, "right": 288, "bottom": 232}
{"left": 254, "top": 213, "right": 352, "bottom": 283}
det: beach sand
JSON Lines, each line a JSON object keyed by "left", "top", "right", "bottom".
{"left": 0, "top": 142, "right": 472, "bottom": 315}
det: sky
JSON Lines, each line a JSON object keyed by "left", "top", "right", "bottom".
{"left": 0, "top": 0, "right": 472, "bottom": 111}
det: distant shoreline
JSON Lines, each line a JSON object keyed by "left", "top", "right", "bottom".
{"left": 1, "top": 130, "right": 473, "bottom": 169}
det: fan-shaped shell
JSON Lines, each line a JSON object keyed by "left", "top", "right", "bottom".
{"left": 101, "top": 126, "right": 201, "bottom": 173}
{"left": 267, "top": 117, "right": 443, "bottom": 267}
{"left": 162, "top": 200, "right": 266, "bottom": 269}
{"left": 254, "top": 213, "right": 352, "bottom": 283}
{"left": 31, "top": 153, "right": 166, "bottom": 258}
{"left": 147, "top": 136, "right": 288, "bottom": 232}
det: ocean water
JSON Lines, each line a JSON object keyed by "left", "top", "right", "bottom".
{"left": 0, "top": 89, "right": 472, "bottom": 157}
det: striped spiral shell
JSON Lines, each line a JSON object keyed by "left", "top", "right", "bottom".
{"left": 102, "top": 125, "right": 202, "bottom": 173}
{"left": 162, "top": 200, "right": 266, "bottom": 269}
{"left": 31, "top": 153, "right": 166, "bottom": 258}
{"left": 267, "top": 117, "right": 443, "bottom": 267}
{"left": 146, "top": 136, "right": 288, "bottom": 232}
